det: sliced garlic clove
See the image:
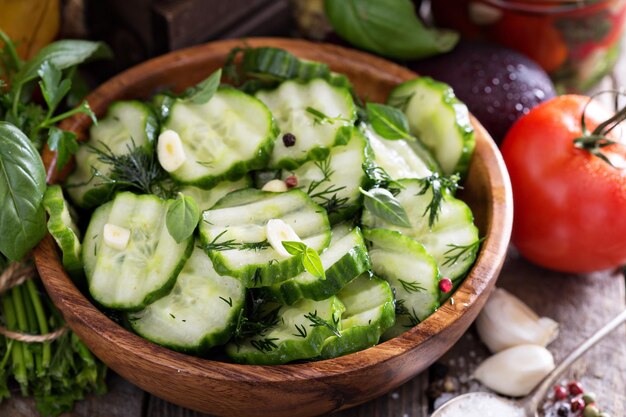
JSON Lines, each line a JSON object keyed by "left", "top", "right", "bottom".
{"left": 262, "top": 179, "right": 288, "bottom": 193}
{"left": 476, "top": 288, "right": 559, "bottom": 353}
{"left": 266, "top": 218, "right": 301, "bottom": 258}
{"left": 103, "top": 223, "right": 131, "bottom": 251}
{"left": 157, "top": 129, "right": 186, "bottom": 172}
{"left": 473, "top": 344, "right": 555, "bottom": 397}
{"left": 468, "top": 2, "right": 503, "bottom": 25}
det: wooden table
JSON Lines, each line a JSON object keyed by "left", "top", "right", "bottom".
{"left": 3, "top": 28, "right": 626, "bottom": 417}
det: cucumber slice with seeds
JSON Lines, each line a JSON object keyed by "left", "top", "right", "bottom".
{"left": 363, "top": 228, "right": 440, "bottom": 338}
{"left": 163, "top": 87, "right": 276, "bottom": 188}
{"left": 281, "top": 127, "right": 370, "bottom": 223}
{"left": 319, "top": 274, "right": 395, "bottom": 359}
{"left": 361, "top": 178, "right": 479, "bottom": 284}
{"left": 256, "top": 78, "right": 356, "bottom": 169}
{"left": 83, "top": 192, "right": 194, "bottom": 311}
{"left": 43, "top": 185, "right": 83, "bottom": 277}
{"left": 178, "top": 176, "right": 252, "bottom": 212}
{"left": 199, "top": 188, "right": 331, "bottom": 287}
{"left": 66, "top": 100, "right": 157, "bottom": 208}
{"left": 226, "top": 296, "right": 345, "bottom": 365}
{"left": 128, "top": 243, "right": 245, "bottom": 354}
{"left": 388, "top": 77, "right": 474, "bottom": 176}
{"left": 263, "top": 224, "right": 370, "bottom": 305}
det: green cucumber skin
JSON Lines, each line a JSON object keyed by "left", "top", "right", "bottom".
{"left": 388, "top": 77, "right": 475, "bottom": 177}
{"left": 226, "top": 296, "right": 345, "bottom": 365}
{"left": 199, "top": 188, "right": 331, "bottom": 287}
{"left": 66, "top": 100, "right": 158, "bottom": 208}
{"left": 263, "top": 227, "right": 371, "bottom": 305}
{"left": 83, "top": 193, "right": 194, "bottom": 311}
{"left": 319, "top": 275, "right": 395, "bottom": 359}
{"left": 43, "top": 185, "right": 83, "bottom": 277}
{"left": 178, "top": 176, "right": 252, "bottom": 212}
{"left": 127, "top": 245, "right": 245, "bottom": 355}
{"left": 164, "top": 87, "right": 278, "bottom": 189}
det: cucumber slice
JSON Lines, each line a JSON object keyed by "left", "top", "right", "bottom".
{"left": 226, "top": 296, "right": 345, "bottom": 365}
{"left": 163, "top": 87, "right": 276, "bottom": 188}
{"left": 281, "top": 127, "right": 369, "bottom": 224}
{"left": 178, "top": 176, "right": 252, "bottom": 212}
{"left": 319, "top": 274, "right": 395, "bottom": 359}
{"left": 363, "top": 228, "right": 440, "bottom": 337}
{"left": 199, "top": 188, "right": 331, "bottom": 287}
{"left": 43, "top": 185, "right": 83, "bottom": 277}
{"left": 263, "top": 224, "right": 370, "bottom": 305}
{"left": 388, "top": 77, "right": 474, "bottom": 176}
{"left": 66, "top": 101, "right": 157, "bottom": 208}
{"left": 128, "top": 243, "right": 245, "bottom": 354}
{"left": 361, "top": 179, "right": 479, "bottom": 284}
{"left": 362, "top": 124, "right": 440, "bottom": 180}
{"left": 256, "top": 78, "right": 356, "bottom": 169}
{"left": 83, "top": 192, "right": 194, "bottom": 311}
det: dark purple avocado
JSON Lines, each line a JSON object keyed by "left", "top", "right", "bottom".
{"left": 409, "top": 40, "right": 556, "bottom": 143}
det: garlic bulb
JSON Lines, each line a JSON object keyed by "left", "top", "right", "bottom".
{"left": 473, "top": 344, "right": 555, "bottom": 397}
{"left": 476, "top": 288, "right": 559, "bottom": 353}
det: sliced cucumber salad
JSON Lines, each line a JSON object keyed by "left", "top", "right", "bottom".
{"left": 51, "top": 46, "right": 482, "bottom": 365}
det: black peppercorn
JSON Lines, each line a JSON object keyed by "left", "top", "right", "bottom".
{"left": 557, "top": 405, "right": 570, "bottom": 417}
{"left": 282, "top": 133, "right": 296, "bottom": 147}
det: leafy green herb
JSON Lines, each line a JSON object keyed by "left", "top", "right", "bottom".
{"left": 166, "top": 193, "right": 200, "bottom": 243}
{"left": 201, "top": 231, "right": 270, "bottom": 252}
{"left": 305, "top": 156, "right": 349, "bottom": 215}
{"left": 47, "top": 127, "right": 78, "bottom": 172}
{"left": 0, "top": 123, "right": 47, "bottom": 261}
{"left": 442, "top": 237, "right": 485, "bottom": 267}
{"left": 182, "top": 69, "right": 222, "bottom": 104}
{"left": 359, "top": 187, "right": 411, "bottom": 228}
{"left": 250, "top": 337, "right": 279, "bottom": 353}
{"left": 282, "top": 241, "right": 326, "bottom": 280}
{"left": 293, "top": 323, "right": 308, "bottom": 338}
{"left": 304, "top": 310, "right": 341, "bottom": 337}
{"left": 398, "top": 279, "right": 426, "bottom": 294}
{"left": 306, "top": 106, "right": 351, "bottom": 125}
{"left": 324, "top": 0, "right": 458, "bottom": 60}
{"left": 366, "top": 102, "right": 412, "bottom": 140}
{"left": 232, "top": 292, "right": 281, "bottom": 342}
{"left": 416, "top": 172, "right": 461, "bottom": 227}
{"left": 363, "top": 164, "right": 405, "bottom": 193}
{"left": 219, "top": 296, "right": 233, "bottom": 307}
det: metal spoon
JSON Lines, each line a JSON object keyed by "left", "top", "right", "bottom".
{"left": 431, "top": 309, "right": 626, "bottom": 417}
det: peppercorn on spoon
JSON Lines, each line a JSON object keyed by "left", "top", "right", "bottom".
{"left": 431, "top": 309, "right": 626, "bottom": 417}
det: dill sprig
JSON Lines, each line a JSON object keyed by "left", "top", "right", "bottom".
{"left": 201, "top": 230, "right": 270, "bottom": 252}
{"left": 416, "top": 172, "right": 461, "bottom": 228}
{"left": 85, "top": 139, "right": 176, "bottom": 199}
{"left": 395, "top": 298, "right": 421, "bottom": 328}
{"left": 398, "top": 279, "right": 426, "bottom": 294}
{"left": 306, "top": 106, "right": 351, "bottom": 125}
{"left": 304, "top": 310, "right": 341, "bottom": 338}
{"left": 232, "top": 292, "right": 281, "bottom": 342}
{"left": 292, "top": 323, "right": 308, "bottom": 338}
{"left": 442, "top": 237, "right": 485, "bottom": 267}
{"left": 250, "top": 338, "right": 279, "bottom": 353}
{"left": 363, "top": 164, "right": 404, "bottom": 195}
{"left": 306, "top": 157, "right": 349, "bottom": 215}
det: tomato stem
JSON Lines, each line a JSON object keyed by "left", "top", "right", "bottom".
{"left": 573, "top": 92, "right": 626, "bottom": 168}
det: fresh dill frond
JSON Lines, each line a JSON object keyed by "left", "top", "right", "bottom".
{"left": 250, "top": 338, "right": 279, "bottom": 353}
{"left": 306, "top": 157, "right": 348, "bottom": 214}
{"left": 292, "top": 323, "right": 308, "bottom": 338}
{"left": 305, "top": 106, "right": 351, "bottom": 125}
{"left": 398, "top": 279, "right": 426, "bottom": 294}
{"left": 304, "top": 310, "right": 341, "bottom": 338}
{"left": 201, "top": 232, "right": 269, "bottom": 252}
{"left": 416, "top": 172, "right": 461, "bottom": 228}
{"left": 363, "top": 164, "right": 404, "bottom": 194}
{"left": 442, "top": 237, "right": 485, "bottom": 267}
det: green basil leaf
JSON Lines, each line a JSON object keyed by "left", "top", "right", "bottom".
{"left": 303, "top": 247, "right": 326, "bottom": 280}
{"left": 360, "top": 187, "right": 411, "bottom": 228}
{"left": 14, "top": 40, "right": 111, "bottom": 89}
{"left": 324, "top": 0, "right": 458, "bottom": 60}
{"left": 38, "top": 61, "right": 71, "bottom": 112}
{"left": 282, "top": 240, "right": 307, "bottom": 256}
{"left": 366, "top": 102, "right": 412, "bottom": 140}
{"left": 0, "top": 122, "right": 47, "bottom": 261}
{"left": 183, "top": 69, "right": 222, "bottom": 104}
{"left": 166, "top": 193, "right": 200, "bottom": 243}
{"left": 47, "top": 127, "right": 79, "bottom": 171}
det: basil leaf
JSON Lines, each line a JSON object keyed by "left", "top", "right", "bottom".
{"left": 14, "top": 40, "right": 111, "bottom": 89}
{"left": 166, "top": 193, "right": 200, "bottom": 243}
{"left": 360, "top": 187, "right": 411, "bottom": 228}
{"left": 303, "top": 247, "right": 325, "bottom": 280}
{"left": 366, "top": 102, "right": 412, "bottom": 140}
{"left": 47, "top": 127, "right": 79, "bottom": 171}
{"left": 183, "top": 69, "right": 222, "bottom": 104}
{"left": 281, "top": 240, "right": 307, "bottom": 256}
{"left": 38, "top": 61, "right": 71, "bottom": 112}
{"left": 324, "top": 0, "right": 458, "bottom": 60}
{"left": 0, "top": 122, "right": 47, "bottom": 261}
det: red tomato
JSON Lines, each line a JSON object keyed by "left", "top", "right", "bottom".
{"left": 500, "top": 95, "right": 626, "bottom": 273}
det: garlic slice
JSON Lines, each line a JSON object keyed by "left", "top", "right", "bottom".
{"left": 476, "top": 288, "right": 559, "bottom": 353}
{"left": 262, "top": 179, "right": 288, "bottom": 193}
{"left": 157, "top": 129, "right": 186, "bottom": 172}
{"left": 103, "top": 224, "right": 131, "bottom": 251}
{"left": 266, "top": 219, "right": 301, "bottom": 258}
{"left": 473, "top": 344, "right": 555, "bottom": 397}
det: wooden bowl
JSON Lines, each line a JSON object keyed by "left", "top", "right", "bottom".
{"left": 34, "top": 38, "right": 513, "bottom": 417}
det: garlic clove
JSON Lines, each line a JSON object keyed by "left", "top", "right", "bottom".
{"left": 473, "top": 344, "right": 555, "bottom": 397}
{"left": 476, "top": 288, "right": 559, "bottom": 353}
{"left": 103, "top": 223, "right": 131, "bottom": 251}
{"left": 157, "top": 129, "right": 186, "bottom": 172}
{"left": 266, "top": 219, "right": 301, "bottom": 258}
{"left": 262, "top": 179, "right": 288, "bottom": 193}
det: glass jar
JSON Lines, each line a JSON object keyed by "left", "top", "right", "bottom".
{"left": 431, "top": 0, "right": 626, "bottom": 92}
